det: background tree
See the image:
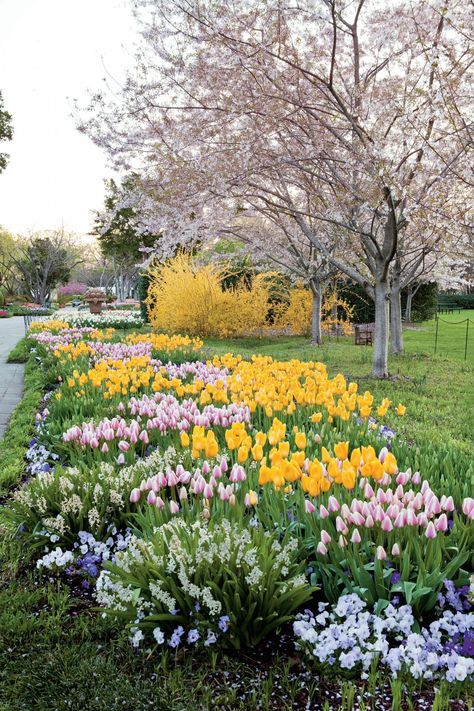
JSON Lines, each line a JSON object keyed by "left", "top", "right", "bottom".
{"left": 0, "top": 90, "right": 13, "bottom": 173}
{"left": 9, "top": 230, "right": 84, "bottom": 305}
{"left": 93, "top": 174, "right": 161, "bottom": 300}
{"left": 0, "top": 228, "right": 21, "bottom": 299}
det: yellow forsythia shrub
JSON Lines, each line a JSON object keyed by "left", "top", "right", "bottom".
{"left": 145, "top": 254, "right": 276, "bottom": 337}
{"left": 274, "top": 287, "right": 354, "bottom": 336}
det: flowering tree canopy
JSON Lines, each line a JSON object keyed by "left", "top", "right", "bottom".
{"left": 79, "top": 0, "right": 474, "bottom": 376}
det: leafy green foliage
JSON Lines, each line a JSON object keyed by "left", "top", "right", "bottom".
{"left": 0, "top": 90, "right": 13, "bottom": 173}
{"left": 100, "top": 519, "right": 314, "bottom": 649}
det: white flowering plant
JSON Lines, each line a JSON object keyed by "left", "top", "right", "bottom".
{"left": 96, "top": 518, "right": 315, "bottom": 649}
{"left": 7, "top": 447, "right": 182, "bottom": 545}
{"left": 293, "top": 593, "right": 474, "bottom": 683}
{"left": 56, "top": 310, "right": 143, "bottom": 329}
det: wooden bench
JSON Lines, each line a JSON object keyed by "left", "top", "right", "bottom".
{"left": 354, "top": 323, "right": 375, "bottom": 345}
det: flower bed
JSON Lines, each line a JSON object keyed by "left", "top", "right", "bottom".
{"left": 4, "top": 321, "right": 473, "bottom": 696}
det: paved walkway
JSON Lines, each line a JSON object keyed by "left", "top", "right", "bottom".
{"left": 0, "top": 317, "right": 26, "bottom": 437}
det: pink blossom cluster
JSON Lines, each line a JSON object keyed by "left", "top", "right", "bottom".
{"left": 57, "top": 282, "right": 88, "bottom": 297}
{"left": 30, "top": 328, "right": 102, "bottom": 347}
{"left": 314, "top": 469, "right": 473, "bottom": 556}
{"left": 126, "top": 392, "right": 249, "bottom": 427}
{"left": 62, "top": 395, "right": 250, "bottom": 459}
{"left": 129, "top": 457, "right": 246, "bottom": 512}
{"left": 163, "top": 360, "right": 228, "bottom": 385}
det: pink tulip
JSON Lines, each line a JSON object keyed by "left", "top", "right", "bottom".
{"left": 169, "top": 500, "right": 180, "bottom": 514}
{"left": 350, "top": 529, "right": 361, "bottom": 544}
{"left": 341, "top": 504, "right": 351, "bottom": 520}
{"left": 336, "top": 516, "right": 347, "bottom": 533}
{"left": 321, "top": 530, "right": 331, "bottom": 545}
{"left": 305, "top": 500, "right": 316, "bottom": 514}
{"left": 116, "top": 453, "right": 125, "bottom": 465}
{"left": 139, "top": 430, "right": 149, "bottom": 444}
{"left": 179, "top": 486, "right": 188, "bottom": 501}
{"left": 167, "top": 471, "right": 178, "bottom": 488}
{"left": 203, "top": 484, "right": 213, "bottom": 499}
{"left": 351, "top": 512, "right": 365, "bottom": 527}
{"left": 394, "top": 511, "right": 406, "bottom": 528}
{"left": 443, "top": 496, "right": 454, "bottom": 513}
{"left": 376, "top": 546, "right": 387, "bottom": 561}
{"left": 381, "top": 516, "right": 393, "bottom": 532}
{"left": 130, "top": 488, "right": 141, "bottom": 503}
{"left": 364, "top": 483, "right": 375, "bottom": 499}
{"left": 436, "top": 513, "right": 448, "bottom": 532}
{"left": 319, "top": 505, "right": 329, "bottom": 519}
{"left": 425, "top": 521, "right": 437, "bottom": 539}
{"left": 338, "top": 535, "right": 347, "bottom": 548}
{"left": 411, "top": 471, "right": 421, "bottom": 485}
{"left": 147, "top": 491, "right": 157, "bottom": 506}
{"left": 101, "top": 443, "right": 109, "bottom": 454}
{"left": 391, "top": 543, "right": 400, "bottom": 556}
{"left": 365, "top": 514, "right": 375, "bottom": 529}
{"left": 328, "top": 496, "right": 340, "bottom": 512}
{"left": 156, "top": 496, "right": 165, "bottom": 510}
{"left": 462, "top": 498, "right": 474, "bottom": 518}
{"left": 316, "top": 542, "right": 327, "bottom": 555}
{"left": 118, "top": 440, "right": 130, "bottom": 452}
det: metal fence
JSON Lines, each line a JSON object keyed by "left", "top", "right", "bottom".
{"left": 23, "top": 314, "right": 50, "bottom": 334}
{"left": 434, "top": 314, "right": 474, "bottom": 361}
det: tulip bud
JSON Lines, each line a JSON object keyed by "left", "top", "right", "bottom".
{"left": 328, "top": 496, "right": 340, "bottom": 512}
{"left": 316, "top": 542, "right": 327, "bottom": 555}
{"left": 350, "top": 529, "right": 361, "bottom": 544}
{"left": 169, "top": 500, "right": 180, "bottom": 514}
{"left": 203, "top": 484, "right": 213, "bottom": 499}
{"left": 129, "top": 488, "right": 141, "bottom": 503}
{"left": 179, "top": 486, "right": 188, "bottom": 501}
{"left": 376, "top": 545, "right": 387, "bottom": 560}
{"left": 391, "top": 543, "right": 400, "bottom": 556}
{"left": 305, "top": 500, "right": 316, "bottom": 514}
{"left": 425, "top": 521, "right": 437, "bottom": 539}
{"left": 381, "top": 516, "right": 393, "bottom": 532}
{"left": 147, "top": 490, "right": 157, "bottom": 506}
{"left": 319, "top": 505, "right": 329, "bottom": 519}
{"left": 436, "top": 513, "right": 448, "bottom": 532}
{"left": 321, "top": 530, "right": 331, "bottom": 546}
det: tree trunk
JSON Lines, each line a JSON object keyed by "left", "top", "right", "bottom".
{"left": 310, "top": 279, "right": 322, "bottom": 345}
{"left": 390, "top": 282, "right": 403, "bottom": 354}
{"left": 373, "top": 279, "right": 389, "bottom": 377}
{"left": 405, "top": 285, "right": 413, "bottom": 323}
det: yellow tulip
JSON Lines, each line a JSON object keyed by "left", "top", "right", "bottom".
{"left": 334, "top": 441, "right": 349, "bottom": 460}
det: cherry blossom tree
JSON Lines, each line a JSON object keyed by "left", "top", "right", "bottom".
{"left": 79, "top": 0, "right": 473, "bottom": 376}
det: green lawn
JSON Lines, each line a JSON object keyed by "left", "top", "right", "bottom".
{"left": 204, "top": 314, "right": 474, "bottom": 455}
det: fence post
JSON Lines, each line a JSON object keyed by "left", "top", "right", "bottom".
{"left": 434, "top": 315, "right": 439, "bottom": 355}
{"left": 465, "top": 319, "right": 470, "bottom": 361}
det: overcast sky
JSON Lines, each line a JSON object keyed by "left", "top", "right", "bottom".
{"left": 0, "top": 0, "right": 137, "bottom": 236}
